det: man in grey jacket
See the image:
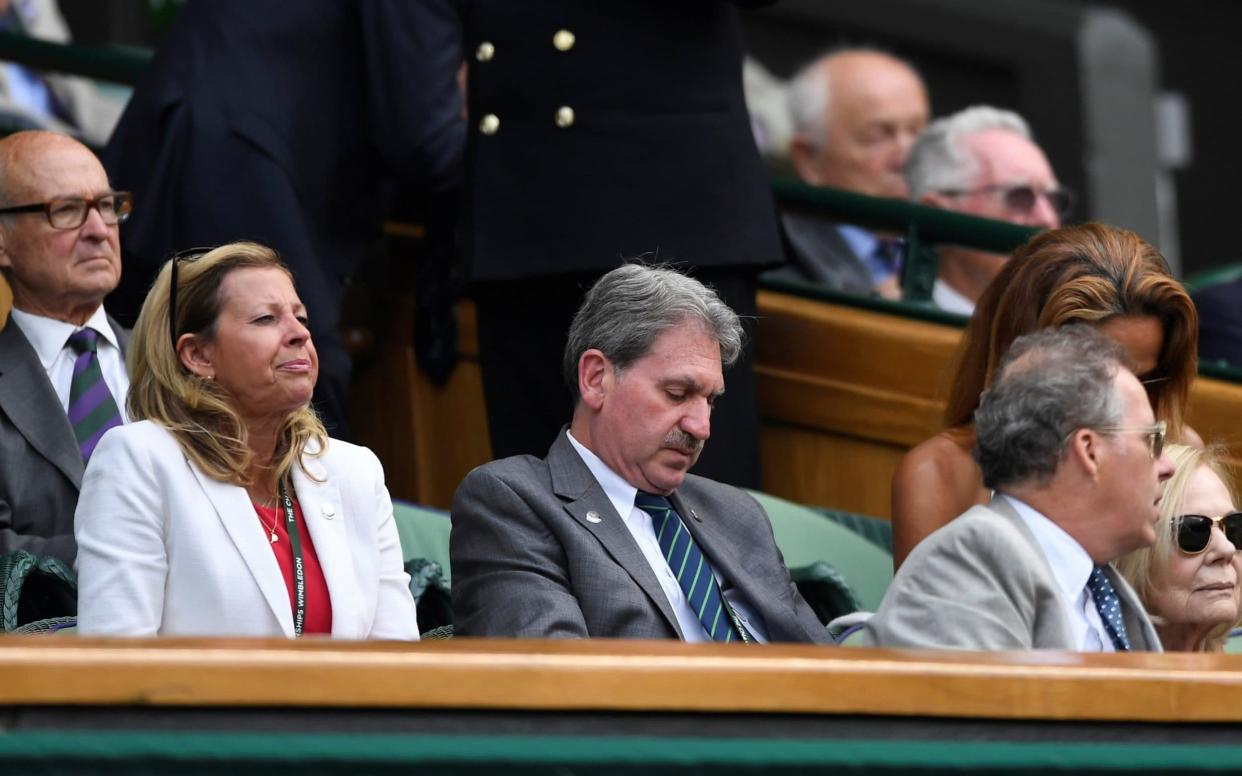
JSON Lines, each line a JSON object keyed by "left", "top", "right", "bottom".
{"left": 451, "top": 263, "right": 829, "bottom": 643}
{"left": 862, "top": 325, "right": 1171, "bottom": 651}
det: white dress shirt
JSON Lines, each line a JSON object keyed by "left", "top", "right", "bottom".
{"left": 566, "top": 431, "right": 768, "bottom": 642}
{"left": 932, "top": 278, "right": 976, "bottom": 317}
{"left": 9, "top": 305, "right": 130, "bottom": 422}
{"left": 1004, "top": 494, "right": 1114, "bottom": 652}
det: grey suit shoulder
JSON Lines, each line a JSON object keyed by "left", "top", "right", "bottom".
{"left": 765, "top": 214, "right": 876, "bottom": 295}
{"left": 860, "top": 498, "right": 1161, "bottom": 652}
{"left": 0, "top": 314, "right": 130, "bottom": 564}
{"left": 450, "top": 431, "right": 830, "bottom": 643}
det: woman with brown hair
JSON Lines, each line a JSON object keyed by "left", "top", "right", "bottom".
{"left": 74, "top": 242, "right": 419, "bottom": 638}
{"left": 891, "top": 222, "right": 1199, "bottom": 568}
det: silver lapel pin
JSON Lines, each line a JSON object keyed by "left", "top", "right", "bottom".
{"left": 585, "top": 510, "right": 603, "bottom": 524}
{"left": 689, "top": 508, "right": 702, "bottom": 522}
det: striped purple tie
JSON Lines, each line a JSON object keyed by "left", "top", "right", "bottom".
{"left": 66, "top": 328, "right": 122, "bottom": 462}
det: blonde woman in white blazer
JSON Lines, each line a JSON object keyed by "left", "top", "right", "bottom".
{"left": 75, "top": 242, "right": 419, "bottom": 639}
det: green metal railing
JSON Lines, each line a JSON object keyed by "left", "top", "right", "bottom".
{"left": 0, "top": 32, "right": 149, "bottom": 84}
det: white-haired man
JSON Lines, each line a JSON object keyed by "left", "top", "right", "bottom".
{"left": 906, "top": 105, "right": 1067, "bottom": 315}
{"left": 771, "top": 49, "right": 929, "bottom": 298}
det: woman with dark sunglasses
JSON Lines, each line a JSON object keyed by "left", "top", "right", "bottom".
{"left": 1117, "top": 444, "right": 1241, "bottom": 652}
{"left": 891, "top": 223, "right": 1201, "bottom": 569}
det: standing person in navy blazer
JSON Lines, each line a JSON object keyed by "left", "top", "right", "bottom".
{"left": 76, "top": 243, "right": 419, "bottom": 639}
{"left": 103, "top": 0, "right": 465, "bottom": 439}
{"left": 460, "top": 0, "right": 781, "bottom": 489}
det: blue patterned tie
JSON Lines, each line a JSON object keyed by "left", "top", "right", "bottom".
{"left": 65, "top": 328, "right": 123, "bottom": 462}
{"left": 1086, "top": 566, "right": 1131, "bottom": 651}
{"left": 634, "top": 492, "right": 741, "bottom": 643}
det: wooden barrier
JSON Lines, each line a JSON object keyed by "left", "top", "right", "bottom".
{"left": 8, "top": 638, "right": 1242, "bottom": 772}
{"left": 2, "top": 637, "right": 1242, "bottom": 721}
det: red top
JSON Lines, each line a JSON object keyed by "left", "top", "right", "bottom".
{"left": 253, "top": 499, "right": 333, "bottom": 635}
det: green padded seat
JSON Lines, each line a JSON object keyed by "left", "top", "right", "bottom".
{"left": 392, "top": 500, "right": 452, "bottom": 585}
{"left": 747, "top": 491, "right": 893, "bottom": 613}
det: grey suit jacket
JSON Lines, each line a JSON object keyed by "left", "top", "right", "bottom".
{"left": 450, "top": 431, "right": 830, "bottom": 642}
{"left": 764, "top": 214, "right": 876, "bottom": 295}
{"left": 860, "top": 496, "right": 1162, "bottom": 651}
{"left": 0, "top": 314, "right": 129, "bottom": 564}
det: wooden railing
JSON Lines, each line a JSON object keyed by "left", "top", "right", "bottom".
{"left": 3, "top": 637, "right": 1242, "bottom": 719}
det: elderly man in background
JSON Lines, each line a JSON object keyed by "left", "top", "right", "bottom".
{"left": 0, "top": 130, "right": 130, "bottom": 564}
{"left": 770, "top": 48, "right": 929, "bottom": 298}
{"left": 861, "top": 325, "right": 1171, "bottom": 651}
{"left": 906, "top": 105, "right": 1066, "bottom": 315}
{"left": 451, "top": 263, "right": 829, "bottom": 643}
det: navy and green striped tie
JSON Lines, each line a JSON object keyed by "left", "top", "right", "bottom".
{"left": 66, "top": 328, "right": 122, "bottom": 462}
{"left": 635, "top": 491, "right": 741, "bottom": 643}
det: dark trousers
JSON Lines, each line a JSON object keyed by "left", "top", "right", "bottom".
{"left": 472, "top": 268, "right": 760, "bottom": 489}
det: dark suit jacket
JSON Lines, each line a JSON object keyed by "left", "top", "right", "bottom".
{"left": 450, "top": 431, "right": 829, "bottom": 642}
{"left": 765, "top": 214, "right": 877, "bottom": 294}
{"left": 1194, "top": 279, "right": 1242, "bottom": 367}
{"left": 0, "top": 314, "right": 130, "bottom": 564}
{"left": 103, "top": 0, "right": 465, "bottom": 432}
{"left": 461, "top": 0, "right": 782, "bottom": 281}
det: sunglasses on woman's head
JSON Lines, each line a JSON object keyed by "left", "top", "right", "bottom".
{"left": 167, "top": 247, "right": 214, "bottom": 349}
{"left": 1174, "top": 512, "right": 1242, "bottom": 555}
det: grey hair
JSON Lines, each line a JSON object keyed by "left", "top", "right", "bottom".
{"left": 786, "top": 47, "right": 916, "bottom": 151}
{"left": 973, "top": 325, "right": 1133, "bottom": 490}
{"left": 563, "top": 263, "right": 743, "bottom": 401}
{"left": 905, "top": 105, "right": 1032, "bottom": 199}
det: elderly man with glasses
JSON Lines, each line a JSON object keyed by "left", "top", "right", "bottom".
{"left": 905, "top": 105, "right": 1069, "bottom": 315}
{"left": 0, "top": 130, "right": 132, "bottom": 564}
{"left": 859, "top": 325, "right": 1172, "bottom": 652}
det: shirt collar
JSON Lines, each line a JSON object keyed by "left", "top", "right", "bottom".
{"left": 8, "top": 305, "right": 119, "bottom": 369}
{"left": 836, "top": 223, "right": 881, "bottom": 260}
{"left": 932, "top": 278, "right": 976, "bottom": 316}
{"left": 565, "top": 429, "right": 640, "bottom": 522}
{"left": 1002, "top": 493, "right": 1095, "bottom": 606}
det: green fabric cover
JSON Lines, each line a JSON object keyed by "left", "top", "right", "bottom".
{"left": 748, "top": 491, "right": 893, "bottom": 612}
{"left": 2, "top": 731, "right": 1241, "bottom": 773}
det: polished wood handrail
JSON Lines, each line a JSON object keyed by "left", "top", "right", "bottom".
{"left": 3, "top": 637, "right": 1242, "bottom": 722}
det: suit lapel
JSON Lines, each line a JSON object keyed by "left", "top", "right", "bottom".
{"left": 669, "top": 489, "right": 814, "bottom": 643}
{"left": 1107, "top": 564, "right": 1162, "bottom": 652}
{"left": 548, "top": 432, "right": 684, "bottom": 637}
{"left": 0, "top": 321, "right": 84, "bottom": 488}
{"left": 291, "top": 449, "right": 362, "bottom": 638}
{"left": 189, "top": 463, "right": 293, "bottom": 636}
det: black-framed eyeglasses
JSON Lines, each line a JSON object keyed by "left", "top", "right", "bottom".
{"left": 1094, "top": 420, "right": 1167, "bottom": 459}
{"left": 937, "top": 184, "right": 1074, "bottom": 219}
{"left": 1174, "top": 512, "right": 1242, "bottom": 555}
{"left": 167, "top": 246, "right": 213, "bottom": 349}
{"left": 0, "top": 191, "right": 133, "bottom": 229}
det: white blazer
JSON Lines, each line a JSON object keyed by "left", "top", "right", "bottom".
{"left": 75, "top": 420, "right": 420, "bottom": 639}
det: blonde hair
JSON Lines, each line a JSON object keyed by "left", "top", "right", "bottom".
{"left": 126, "top": 241, "right": 327, "bottom": 486}
{"left": 1116, "top": 444, "right": 1239, "bottom": 651}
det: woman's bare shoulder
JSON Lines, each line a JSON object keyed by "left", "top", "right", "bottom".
{"left": 895, "top": 431, "right": 979, "bottom": 488}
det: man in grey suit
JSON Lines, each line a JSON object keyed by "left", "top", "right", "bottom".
{"left": 451, "top": 263, "right": 829, "bottom": 642}
{"left": 862, "top": 325, "right": 1172, "bottom": 651}
{"left": 0, "top": 131, "right": 131, "bottom": 564}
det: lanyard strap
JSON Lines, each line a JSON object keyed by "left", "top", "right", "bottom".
{"left": 278, "top": 478, "right": 305, "bottom": 637}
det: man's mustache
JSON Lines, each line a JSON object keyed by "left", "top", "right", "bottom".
{"left": 663, "top": 429, "right": 703, "bottom": 452}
